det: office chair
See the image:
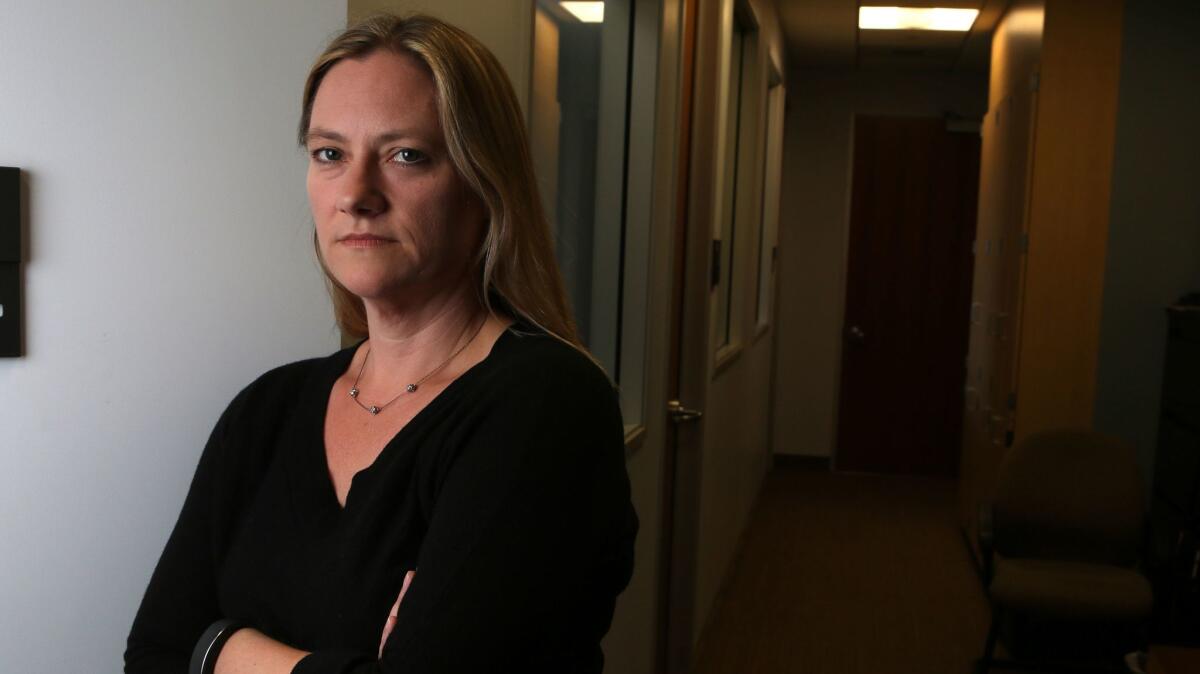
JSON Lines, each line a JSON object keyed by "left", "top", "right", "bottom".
{"left": 976, "top": 429, "right": 1153, "bottom": 673}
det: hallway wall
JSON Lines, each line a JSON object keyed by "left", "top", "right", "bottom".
{"left": 1094, "top": 0, "right": 1200, "bottom": 483}
{"left": 773, "top": 69, "right": 987, "bottom": 458}
{"left": 0, "top": 2, "right": 346, "bottom": 670}
{"left": 687, "top": 0, "right": 788, "bottom": 653}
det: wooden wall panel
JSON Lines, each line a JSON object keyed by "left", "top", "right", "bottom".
{"left": 1015, "top": 0, "right": 1124, "bottom": 441}
{"left": 988, "top": 1, "right": 1045, "bottom": 111}
{"left": 960, "top": 0, "right": 1127, "bottom": 540}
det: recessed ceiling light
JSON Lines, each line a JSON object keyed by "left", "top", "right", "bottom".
{"left": 560, "top": 1, "right": 605, "bottom": 23}
{"left": 859, "top": 6, "right": 980, "bottom": 31}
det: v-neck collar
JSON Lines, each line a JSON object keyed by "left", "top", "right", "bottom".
{"left": 300, "top": 321, "right": 526, "bottom": 525}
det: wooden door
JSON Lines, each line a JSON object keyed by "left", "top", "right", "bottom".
{"left": 835, "top": 115, "right": 980, "bottom": 475}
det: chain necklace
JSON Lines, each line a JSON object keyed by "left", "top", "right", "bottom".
{"left": 349, "top": 315, "right": 486, "bottom": 416}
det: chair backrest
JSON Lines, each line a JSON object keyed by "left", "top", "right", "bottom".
{"left": 993, "top": 429, "right": 1144, "bottom": 566}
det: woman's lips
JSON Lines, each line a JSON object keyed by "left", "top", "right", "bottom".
{"left": 339, "top": 234, "right": 394, "bottom": 248}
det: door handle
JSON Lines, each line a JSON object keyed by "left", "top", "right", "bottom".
{"left": 667, "top": 400, "right": 703, "bottom": 423}
{"left": 846, "top": 325, "right": 866, "bottom": 344}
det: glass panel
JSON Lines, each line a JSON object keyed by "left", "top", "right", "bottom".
{"left": 530, "top": 0, "right": 633, "bottom": 380}
{"left": 756, "top": 83, "right": 784, "bottom": 329}
{"left": 614, "top": 0, "right": 661, "bottom": 429}
{"left": 714, "top": 25, "right": 746, "bottom": 349}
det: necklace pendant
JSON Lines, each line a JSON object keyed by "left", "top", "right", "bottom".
{"left": 406, "top": 383, "right": 418, "bottom": 393}
{"left": 369, "top": 405, "right": 381, "bottom": 415}
{"left": 349, "top": 387, "right": 359, "bottom": 398}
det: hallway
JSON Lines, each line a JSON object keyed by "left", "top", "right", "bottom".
{"left": 692, "top": 465, "right": 991, "bottom": 674}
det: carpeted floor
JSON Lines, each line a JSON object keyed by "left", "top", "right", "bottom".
{"left": 691, "top": 465, "right": 992, "bottom": 674}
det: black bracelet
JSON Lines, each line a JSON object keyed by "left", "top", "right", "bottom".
{"left": 189, "top": 618, "right": 244, "bottom": 674}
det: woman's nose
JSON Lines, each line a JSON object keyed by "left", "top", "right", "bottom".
{"left": 336, "top": 161, "right": 387, "bottom": 217}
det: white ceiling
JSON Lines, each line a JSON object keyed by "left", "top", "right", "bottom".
{"left": 778, "top": 0, "right": 1010, "bottom": 71}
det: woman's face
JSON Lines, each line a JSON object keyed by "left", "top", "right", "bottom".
{"left": 305, "top": 50, "right": 485, "bottom": 306}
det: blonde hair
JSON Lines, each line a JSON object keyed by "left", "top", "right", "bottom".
{"left": 300, "top": 13, "right": 582, "bottom": 351}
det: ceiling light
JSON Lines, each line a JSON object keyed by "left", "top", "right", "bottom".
{"left": 859, "top": 6, "right": 979, "bottom": 31}
{"left": 560, "top": 1, "right": 604, "bottom": 23}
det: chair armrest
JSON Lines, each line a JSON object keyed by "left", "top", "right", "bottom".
{"left": 978, "top": 502, "right": 995, "bottom": 585}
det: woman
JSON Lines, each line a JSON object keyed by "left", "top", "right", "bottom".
{"left": 125, "top": 14, "right": 638, "bottom": 674}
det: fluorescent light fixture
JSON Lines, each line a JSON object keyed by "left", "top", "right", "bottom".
{"left": 859, "top": 6, "right": 979, "bottom": 31}
{"left": 560, "top": 1, "right": 604, "bottom": 23}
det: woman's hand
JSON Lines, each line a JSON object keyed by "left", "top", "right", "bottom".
{"left": 213, "top": 628, "right": 307, "bottom": 674}
{"left": 378, "top": 569, "right": 416, "bottom": 658}
{"left": 208, "top": 568, "right": 416, "bottom": 671}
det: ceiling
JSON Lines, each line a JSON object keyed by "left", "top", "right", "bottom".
{"left": 777, "top": 0, "right": 1010, "bottom": 72}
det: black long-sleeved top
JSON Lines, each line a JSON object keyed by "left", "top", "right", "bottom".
{"left": 125, "top": 322, "right": 638, "bottom": 673}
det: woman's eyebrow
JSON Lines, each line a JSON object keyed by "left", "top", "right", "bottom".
{"left": 304, "top": 127, "right": 346, "bottom": 144}
{"left": 304, "top": 127, "right": 424, "bottom": 145}
{"left": 374, "top": 130, "right": 423, "bottom": 144}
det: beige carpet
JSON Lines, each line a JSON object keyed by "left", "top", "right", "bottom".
{"left": 691, "top": 465, "right": 991, "bottom": 674}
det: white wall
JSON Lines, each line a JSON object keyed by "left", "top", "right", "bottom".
{"left": 0, "top": 2, "right": 346, "bottom": 670}
{"left": 773, "top": 69, "right": 987, "bottom": 458}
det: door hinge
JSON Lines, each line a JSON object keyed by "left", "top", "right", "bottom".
{"left": 1007, "top": 392, "right": 1017, "bottom": 411}
{"left": 1019, "top": 232, "right": 1029, "bottom": 253}
{"left": 1030, "top": 72, "right": 1040, "bottom": 92}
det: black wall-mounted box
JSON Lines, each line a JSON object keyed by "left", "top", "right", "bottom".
{"left": 1, "top": 166, "right": 22, "bottom": 357}
{"left": 0, "top": 167, "right": 18, "bottom": 261}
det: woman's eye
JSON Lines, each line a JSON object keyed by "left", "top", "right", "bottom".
{"left": 391, "top": 148, "right": 427, "bottom": 165}
{"left": 311, "top": 147, "right": 342, "bottom": 163}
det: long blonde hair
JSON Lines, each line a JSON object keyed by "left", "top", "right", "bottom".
{"left": 300, "top": 13, "right": 582, "bottom": 350}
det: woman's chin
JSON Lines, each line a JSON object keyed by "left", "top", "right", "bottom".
{"left": 332, "top": 274, "right": 414, "bottom": 304}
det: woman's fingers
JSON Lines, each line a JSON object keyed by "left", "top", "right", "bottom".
{"left": 398, "top": 569, "right": 415, "bottom": 603}
{"left": 377, "top": 614, "right": 396, "bottom": 659}
{"left": 378, "top": 570, "right": 416, "bottom": 659}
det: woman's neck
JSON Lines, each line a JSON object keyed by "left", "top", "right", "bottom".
{"left": 358, "top": 281, "right": 489, "bottom": 389}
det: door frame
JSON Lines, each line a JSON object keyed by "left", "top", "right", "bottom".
{"left": 657, "top": 0, "right": 716, "bottom": 669}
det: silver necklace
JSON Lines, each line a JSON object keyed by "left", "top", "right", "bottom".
{"left": 349, "top": 315, "right": 486, "bottom": 415}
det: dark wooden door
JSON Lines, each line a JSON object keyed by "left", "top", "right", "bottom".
{"left": 835, "top": 115, "right": 979, "bottom": 475}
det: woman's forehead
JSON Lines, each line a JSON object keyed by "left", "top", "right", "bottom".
{"left": 309, "top": 50, "right": 439, "bottom": 135}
